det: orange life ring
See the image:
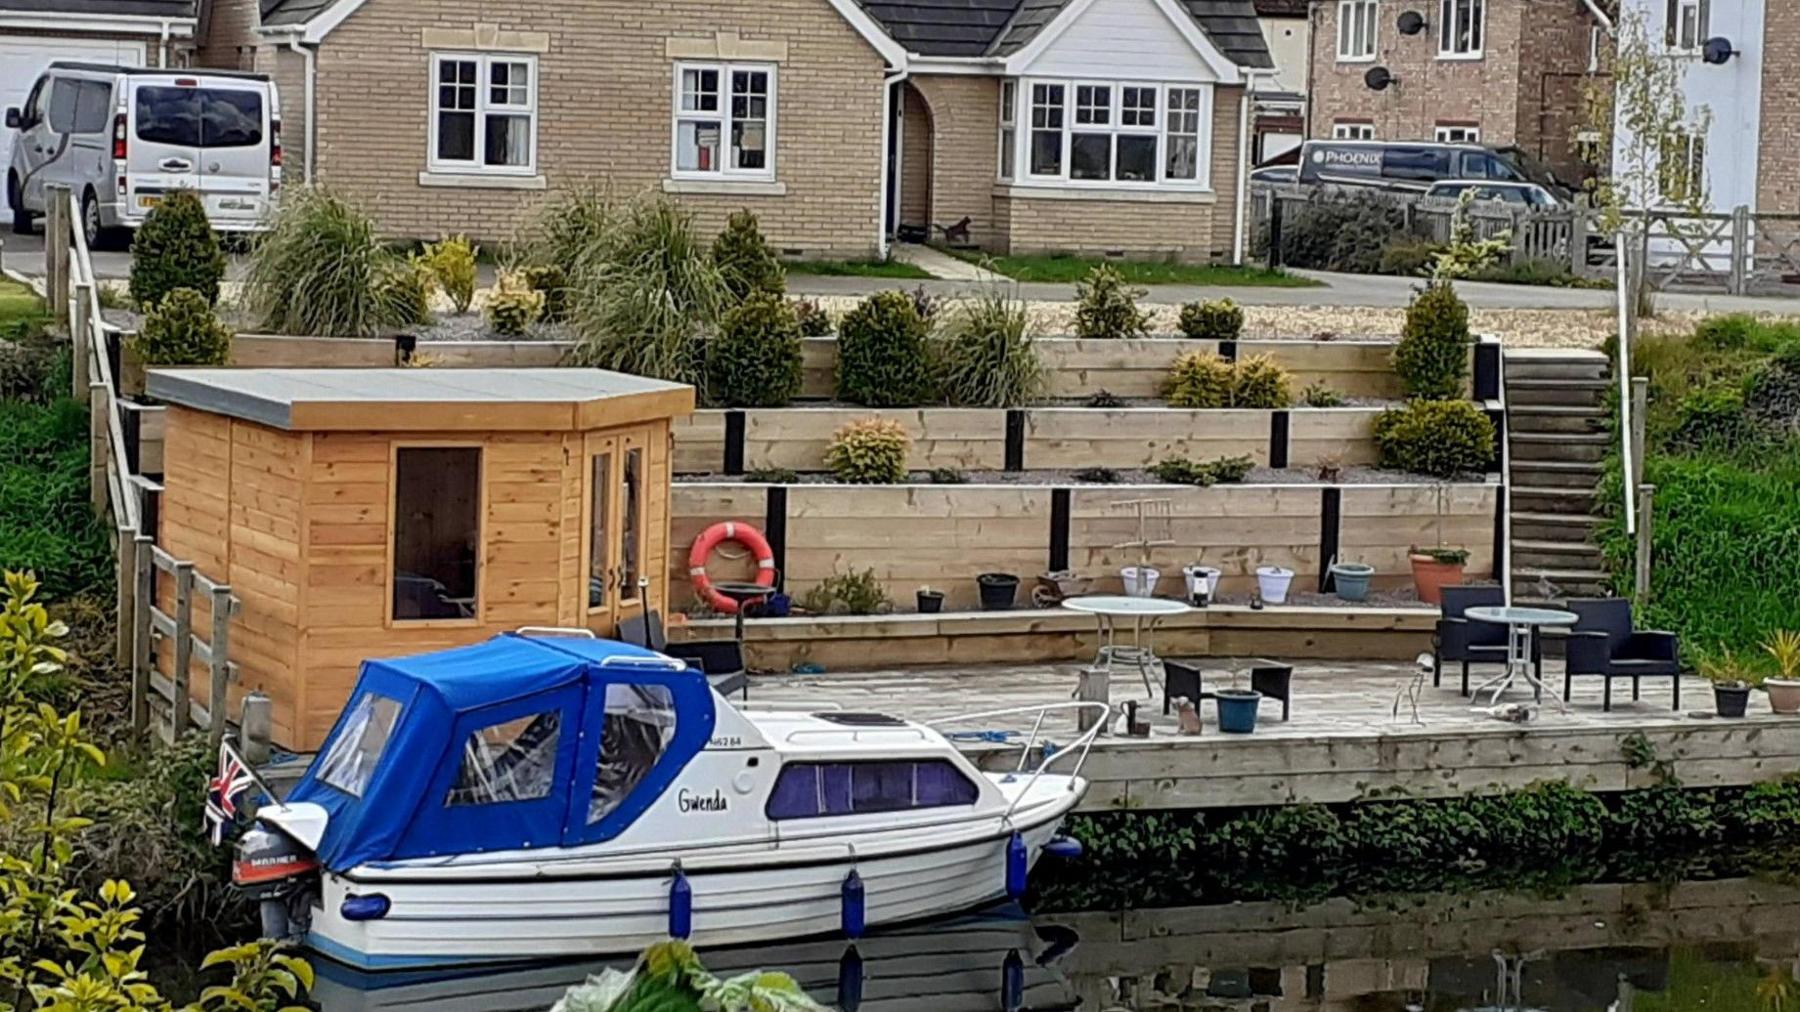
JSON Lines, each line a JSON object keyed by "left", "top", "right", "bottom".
{"left": 689, "top": 521, "right": 776, "bottom": 614}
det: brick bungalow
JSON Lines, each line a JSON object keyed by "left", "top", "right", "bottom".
{"left": 199, "top": 0, "right": 1274, "bottom": 260}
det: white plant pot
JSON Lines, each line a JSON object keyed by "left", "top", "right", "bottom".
{"left": 1255, "top": 565, "right": 1294, "bottom": 604}
{"left": 1121, "top": 566, "right": 1161, "bottom": 597}
{"left": 1182, "top": 565, "right": 1221, "bottom": 600}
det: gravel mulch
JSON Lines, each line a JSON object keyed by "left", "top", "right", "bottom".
{"left": 677, "top": 464, "right": 1455, "bottom": 486}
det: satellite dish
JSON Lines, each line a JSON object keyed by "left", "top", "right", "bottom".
{"left": 1364, "top": 66, "right": 1395, "bottom": 91}
{"left": 1702, "top": 36, "right": 1735, "bottom": 64}
{"left": 1396, "top": 10, "right": 1427, "bottom": 35}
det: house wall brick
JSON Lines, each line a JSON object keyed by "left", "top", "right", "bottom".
{"left": 197, "top": 0, "right": 260, "bottom": 69}
{"left": 299, "top": 0, "right": 888, "bottom": 255}
{"left": 1760, "top": 0, "right": 1800, "bottom": 213}
{"left": 898, "top": 83, "right": 931, "bottom": 230}
{"left": 997, "top": 85, "right": 1244, "bottom": 261}
{"left": 1511, "top": 0, "right": 1604, "bottom": 184}
{"left": 253, "top": 46, "right": 308, "bottom": 178}
{"left": 910, "top": 74, "right": 999, "bottom": 247}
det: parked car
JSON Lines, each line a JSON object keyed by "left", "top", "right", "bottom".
{"left": 1424, "top": 179, "right": 1564, "bottom": 209}
{"left": 1296, "top": 140, "right": 1569, "bottom": 199}
{"left": 6, "top": 62, "right": 280, "bottom": 247}
{"left": 1250, "top": 164, "right": 1297, "bottom": 185}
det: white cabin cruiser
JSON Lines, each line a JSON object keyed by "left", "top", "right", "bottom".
{"left": 235, "top": 630, "right": 1099, "bottom": 971}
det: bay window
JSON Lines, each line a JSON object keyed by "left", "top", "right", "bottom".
{"left": 429, "top": 53, "right": 536, "bottom": 175}
{"left": 1012, "top": 79, "right": 1211, "bottom": 189}
{"left": 998, "top": 80, "right": 1016, "bottom": 179}
{"left": 672, "top": 62, "right": 776, "bottom": 180}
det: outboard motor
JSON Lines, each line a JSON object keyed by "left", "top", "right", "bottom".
{"left": 233, "top": 822, "right": 320, "bottom": 940}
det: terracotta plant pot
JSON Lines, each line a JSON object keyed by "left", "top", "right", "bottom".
{"left": 1409, "top": 553, "right": 1466, "bottom": 606}
{"left": 1766, "top": 677, "right": 1800, "bottom": 715}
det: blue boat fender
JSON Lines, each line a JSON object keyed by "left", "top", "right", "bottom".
{"left": 1043, "top": 835, "right": 1084, "bottom": 860}
{"left": 841, "top": 868, "right": 866, "bottom": 939}
{"left": 1001, "top": 948, "right": 1025, "bottom": 1012}
{"left": 837, "top": 945, "right": 864, "bottom": 1012}
{"left": 1004, "top": 831, "right": 1028, "bottom": 899}
{"left": 668, "top": 866, "right": 693, "bottom": 940}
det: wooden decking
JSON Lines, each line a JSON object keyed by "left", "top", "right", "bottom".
{"left": 748, "top": 659, "right": 1800, "bottom": 810}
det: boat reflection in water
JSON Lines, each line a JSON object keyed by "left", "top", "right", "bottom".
{"left": 308, "top": 905, "right": 1081, "bottom": 1012}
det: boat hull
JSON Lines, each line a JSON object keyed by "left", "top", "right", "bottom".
{"left": 307, "top": 800, "right": 1073, "bottom": 970}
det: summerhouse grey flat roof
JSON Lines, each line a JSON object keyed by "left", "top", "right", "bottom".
{"left": 147, "top": 367, "right": 696, "bottom": 432}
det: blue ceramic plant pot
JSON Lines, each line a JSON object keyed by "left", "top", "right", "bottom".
{"left": 1215, "top": 689, "right": 1262, "bottom": 734}
{"left": 1330, "top": 562, "right": 1375, "bottom": 602}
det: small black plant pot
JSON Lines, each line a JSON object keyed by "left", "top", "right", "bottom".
{"left": 977, "top": 572, "right": 1020, "bottom": 611}
{"left": 1714, "top": 683, "right": 1751, "bottom": 718}
{"left": 917, "top": 590, "right": 945, "bottom": 614}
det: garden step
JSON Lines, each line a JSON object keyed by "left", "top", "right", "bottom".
{"left": 1509, "top": 431, "right": 1611, "bottom": 464}
{"left": 1512, "top": 567, "right": 1613, "bottom": 598}
{"left": 1512, "top": 510, "right": 1602, "bottom": 541}
{"left": 1511, "top": 460, "right": 1604, "bottom": 490}
{"left": 1512, "top": 485, "right": 1598, "bottom": 514}
{"left": 1506, "top": 405, "right": 1607, "bottom": 434}
{"left": 1502, "top": 352, "right": 1610, "bottom": 383}
{"left": 1513, "top": 539, "right": 1603, "bottom": 571}
{"left": 1504, "top": 380, "right": 1610, "bottom": 408}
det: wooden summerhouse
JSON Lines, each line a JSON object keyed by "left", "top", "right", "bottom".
{"left": 146, "top": 368, "right": 694, "bottom": 751}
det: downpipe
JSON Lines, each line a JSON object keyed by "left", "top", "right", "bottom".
{"left": 284, "top": 38, "right": 318, "bottom": 181}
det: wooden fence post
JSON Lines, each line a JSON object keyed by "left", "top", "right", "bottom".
{"left": 1570, "top": 211, "right": 1589, "bottom": 277}
{"left": 1729, "top": 205, "right": 1750, "bottom": 295}
{"left": 207, "top": 585, "right": 233, "bottom": 750}
{"left": 71, "top": 283, "right": 89, "bottom": 400}
{"left": 44, "top": 185, "right": 68, "bottom": 319}
{"left": 241, "top": 693, "right": 272, "bottom": 765}
{"left": 131, "top": 535, "right": 154, "bottom": 738}
{"left": 1630, "top": 377, "right": 1648, "bottom": 492}
{"left": 1635, "top": 484, "right": 1655, "bottom": 607}
{"left": 87, "top": 380, "right": 106, "bottom": 517}
{"left": 171, "top": 562, "right": 195, "bottom": 740}
{"left": 115, "top": 526, "right": 134, "bottom": 670}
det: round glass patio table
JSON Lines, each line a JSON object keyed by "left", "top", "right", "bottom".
{"left": 1061, "top": 595, "right": 1192, "bottom": 697}
{"left": 1465, "top": 605, "right": 1578, "bottom": 711}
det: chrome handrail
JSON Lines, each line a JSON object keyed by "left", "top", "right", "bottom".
{"left": 928, "top": 702, "right": 1109, "bottom": 817}
{"left": 514, "top": 626, "right": 597, "bottom": 638}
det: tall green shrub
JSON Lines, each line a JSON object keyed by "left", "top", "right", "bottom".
{"left": 128, "top": 288, "right": 232, "bottom": 366}
{"left": 242, "top": 186, "right": 413, "bottom": 337}
{"left": 1393, "top": 280, "right": 1471, "bottom": 399}
{"left": 1373, "top": 398, "right": 1495, "bottom": 477}
{"left": 1074, "top": 265, "right": 1148, "bottom": 340}
{"left": 835, "top": 290, "right": 935, "bottom": 407}
{"left": 707, "top": 291, "right": 804, "bottom": 407}
{"left": 1177, "top": 298, "right": 1243, "bottom": 342}
{"left": 711, "top": 209, "right": 785, "bottom": 302}
{"left": 127, "top": 190, "right": 226, "bottom": 309}
{"left": 934, "top": 285, "right": 1042, "bottom": 407}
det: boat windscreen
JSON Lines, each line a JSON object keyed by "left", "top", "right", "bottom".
{"left": 589, "top": 683, "right": 677, "bottom": 824}
{"left": 316, "top": 693, "right": 403, "bottom": 797}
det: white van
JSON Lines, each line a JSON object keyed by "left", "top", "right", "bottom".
{"left": 6, "top": 63, "right": 280, "bottom": 247}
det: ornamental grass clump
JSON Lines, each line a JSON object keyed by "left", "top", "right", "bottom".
{"left": 484, "top": 269, "right": 546, "bottom": 337}
{"left": 711, "top": 209, "right": 786, "bottom": 301}
{"left": 522, "top": 264, "right": 570, "bottom": 323}
{"left": 421, "top": 235, "right": 478, "bottom": 314}
{"left": 127, "top": 189, "right": 225, "bottom": 309}
{"left": 1177, "top": 298, "right": 1244, "bottom": 342}
{"left": 1394, "top": 280, "right": 1472, "bottom": 399}
{"left": 825, "top": 417, "right": 910, "bottom": 484}
{"left": 835, "top": 290, "right": 935, "bottom": 407}
{"left": 242, "top": 186, "right": 415, "bottom": 336}
{"left": 1374, "top": 398, "right": 1496, "bottom": 478}
{"left": 129, "top": 288, "right": 232, "bottom": 367}
{"left": 1074, "top": 265, "right": 1148, "bottom": 340}
{"left": 934, "top": 284, "right": 1043, "bottom": 407}
{"left": 706, "top": 290, "right": 804, "bottom": 407}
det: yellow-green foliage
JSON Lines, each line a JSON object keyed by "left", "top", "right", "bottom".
{"left": 1176, "top": 298, "right": 1243, "bottom": 342}
{"left": 1374, "top": 398, "right": 1495, "bottom": 477}
{"left": 824, "top": 418, "right": 910, "bottom": 484}
{"left": 422, "top": 235, "right": 478, "bottom": 314}
{"left": 381, "top": 255, "right": 435, "bottom": 326}
{"left": 1164, "top": 351, "right": 1291, "bottom": 408}
{"left": 1074, "top": 265, "right": 1148, "bottom": 340}
{"left": 129, "top": 288, "right": 232, "bottom": 366}
{"left": 484, "top": 269, "right": 546, "bottom": 337}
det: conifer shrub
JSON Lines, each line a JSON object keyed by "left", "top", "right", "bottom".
{"left": 824, "top": 417, "right": 910, "bottom": 483}
{"left": 1393, "top": 280, "right": 1472, "bottom": 399}
{"left": 128, "top": 288, "right": 231, "bottom": 366}
{"left": 706, "top": 291, "right": 804, "bottom": 407}
{"left": 1374, "top": 398, "right": 1495, "bottom": 477}
{"left": 484, "top": 270, "right": 545, "bottom": 337}
{"left": 421, "top": 235, "right": 478, "bottom": 314}
{"left": 835, "top": 290, "right": 935, "bottom": 407}
{"left": 1074, "top": 265, "right": 1148, "bottom": 340}
{"left": 128, "top": 189, "right": 225, "bottom": 309}
{"left": 711, "top": 209, "right": 786, "bottom": 301}
{"left": 1177, "top": 298, "right": 1244, "bottom": 342}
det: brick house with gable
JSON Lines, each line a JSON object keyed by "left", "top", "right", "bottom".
{"left": 197, "top": 0, "right": 1276, "bottom": 260}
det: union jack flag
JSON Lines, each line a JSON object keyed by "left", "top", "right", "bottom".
{"left": 205, "top": 741, "right": 258, "bottom": 846}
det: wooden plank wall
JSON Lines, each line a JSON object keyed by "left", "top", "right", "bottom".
{"left": 1069, "top": 485, "right": 1324, "bottom": 596}
{"left": 1024, "top": 408, "right": 1275, "bottom": 469}
{"left": 154, "top": 407, "right": 233, "bottom": 725}
{"left": 1290, "top": 407, "right": 1382, "bottom": 467}
{"left": 743, "top": 409, "right": 1006, "bottom": 472}
{"left": 231, "top": 334, "right": 394, "bottom": 367}
{"left": 1338, "top": 484, "right": 1497, "bottom": 586}
{"left": 222, "top": 421, "right": 306, "bottom": 744}
{"left": 669, "top": 485, "right": 768, "bottom": 607}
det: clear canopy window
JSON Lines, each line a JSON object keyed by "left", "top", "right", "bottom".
{"left": 446, "top": 710, "right": 563, "bottom": 807}
{"left": 392, "top": 446, "right": 481, "bottom": 621}
{"left": 317, "top": 693, "right": 403, "bottom": 797}
{"left": 589, "top": 684, "right": 677, "bottom": 824}
{"left": 765, "top": 760, "right": 979, "bottom": 820}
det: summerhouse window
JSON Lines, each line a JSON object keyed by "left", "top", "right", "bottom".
{"left": 391, "top": 446, "right": 481, "bottom": 622}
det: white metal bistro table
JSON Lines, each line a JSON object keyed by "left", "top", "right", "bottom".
{"left": 1465, "top": 605, "right": 1578, "bottom": 711}
{"left": 1061, "top": 595, "right": 1192, "bottom": 697}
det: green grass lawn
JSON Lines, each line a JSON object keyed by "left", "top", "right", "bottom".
{"left": 784, "top": 258, "right": 934, "bottom": 280}
{"left": 0, "top": 276, "right": 48, "bottom": 332}
{"left": 942, "top": 249, "right": 1317, "bottom": 287}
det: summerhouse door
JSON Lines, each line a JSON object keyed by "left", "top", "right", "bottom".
{"left": 583, "top": 428, "right": 652, "bottom": 637}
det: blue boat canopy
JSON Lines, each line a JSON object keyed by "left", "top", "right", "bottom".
{"left": 287, "top": 634, "right": 717, "bottom": 871}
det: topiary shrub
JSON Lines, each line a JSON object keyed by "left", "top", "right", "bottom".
{"left": 1166, "top": 351, "right": 1232, "bottom": 408}
{"left": 711, "top": 209, "right": 786, "bottom": 301}
{"left": 1177, "top": 298, "right": 1243, "bottom": 342}
{"left": 484, "top": 270, "right": 546, "bottom": 337}
{"left": 835, "top": 290, "right": 935, "bottom": 407}
{"left": 421, "top": 235, "right": 478, "bottom": 314}
{"left": 1374, "top": 398, "right": 1496, "bottom": 478}
{"left": 934, "top": 285, "right": 1042, "bottom": 407}
{"left": 128, "top": 189, "right": 226, "bottom": 309}
{"left": 129, "top": 288, "right": 232, "bottom": 366}
{"left": 706, "top": 290, "right": 804, "bottom": 407}
{"left": 522, "top": 264, "right": 569, "bottom": 323}
{"left": 792, "top": 298, "right": 833, "bottom": 337}
{"left": 1231, "top": 353, "right": 1292, "bottom": 408}
{"left": 1074, "top": 265, "right": 1148, "bottom": 340}
{"left": 825, "top": 417, "right": 910, "bottom": 483}
{"left": 1394, "top": 280, "right": 1472, "bottom": 399}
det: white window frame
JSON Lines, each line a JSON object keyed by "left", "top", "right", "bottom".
{"left": 1588, "top": 25, "right": 1605, "bottom": 72}
{"left": 1438, "top": 0, "right": 1485, "bottom": 58}
{"left": 1658, "top": 129, "right": 1706, "bottom": 206}
{"left": 1008, "top": 78, "right": 1213, "bottom": 191}
{"left": 427, "top": 52, "right": 538, "bottom": 177}
{"left": 669, "top": 61, "right": 778, "bottom": 182}
{"left": 997, "top": 79, "right": 1017, "bottom": 181}
{"left": 1666, "top": 0, "right": 1707, "bottom": 53}
{"left": 1332, "top": 121, "right": 1375, "bottom": 140}
{"left": 1434, "top": 124, "right": 1480, "bottom": 143}
{"left": 1336, "top": 0, "right": 1378, "bottom": 62}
